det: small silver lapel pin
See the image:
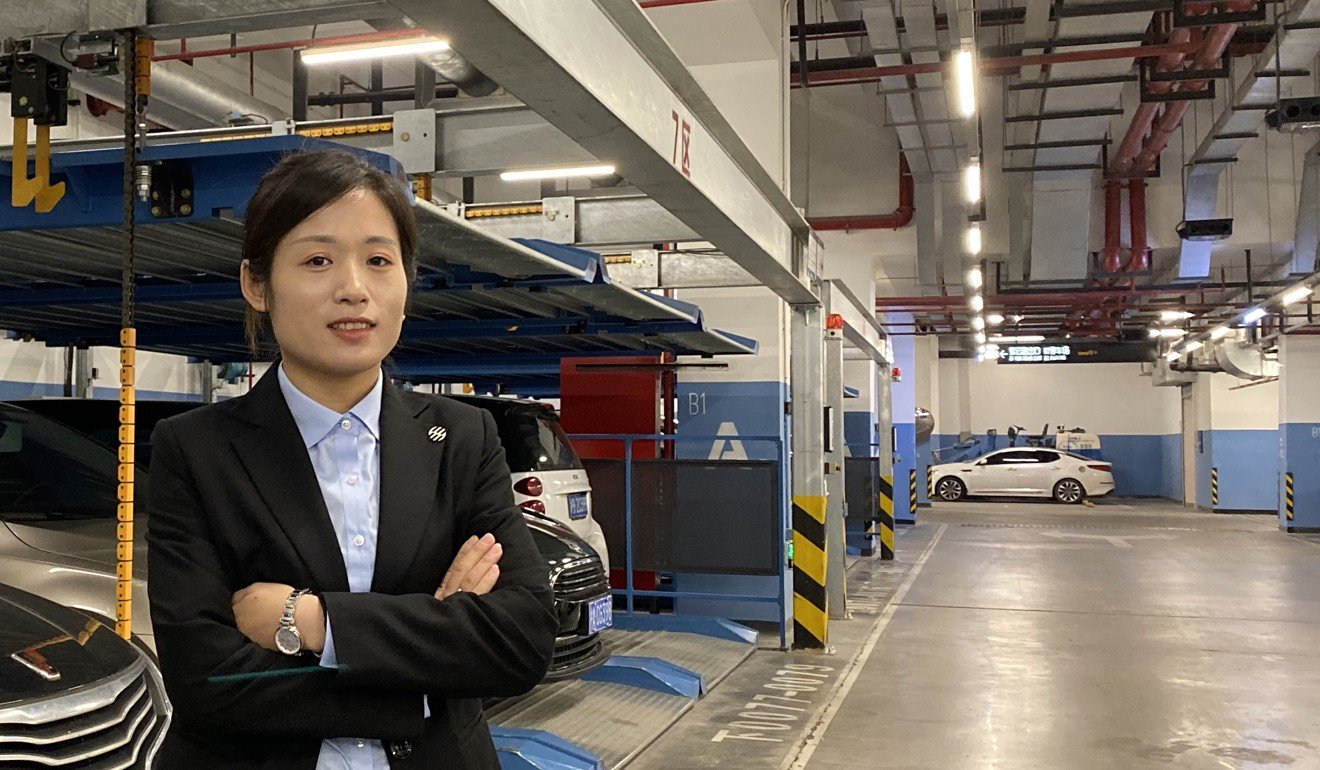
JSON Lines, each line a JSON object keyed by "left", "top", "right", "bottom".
{"left": 428, "top": 425, "right": 447, "bottom": 443}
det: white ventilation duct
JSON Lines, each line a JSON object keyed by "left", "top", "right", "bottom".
{"left": 1215, "top": 340, "right": 1280, "bottom": 380}
{"left": 1177, "top": 0, "right": 1320, "bottom": 278}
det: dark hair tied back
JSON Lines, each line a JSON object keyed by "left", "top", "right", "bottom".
{"left": 241, "top": 150, "right": 418, "bottom": 357}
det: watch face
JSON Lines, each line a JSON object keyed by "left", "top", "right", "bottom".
{"left": 275, "top": 626, "right": 303, "bottom": 655}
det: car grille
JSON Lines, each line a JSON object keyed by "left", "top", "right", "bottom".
{"left": 547, "top": 632, "right": 606, "bottom": 679}
{"left": 553, "top": 555, "right": 608, "bottom": 602}
{"left": 0, "top": 659, "right": 169, "bottom": 769}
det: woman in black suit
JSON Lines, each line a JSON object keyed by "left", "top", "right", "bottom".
{"left": 146, "top": 150, "right": 557, "bottom": 769}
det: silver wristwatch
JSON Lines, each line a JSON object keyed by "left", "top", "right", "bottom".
{"left": 275, "top": 588, "right": 311, "bottom": 655}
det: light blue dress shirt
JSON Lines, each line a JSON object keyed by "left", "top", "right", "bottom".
{"left": 277, "top": 365, "right": 428, "bottom": 770}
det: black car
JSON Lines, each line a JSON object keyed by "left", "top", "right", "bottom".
{"left": 0, "top": 581, "right": 170, "bottom": 767}
{"left": 5, "top": 396, "right": 611, "bottom": 681}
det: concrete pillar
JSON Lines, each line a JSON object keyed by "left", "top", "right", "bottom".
{"left": 913, "top": 336, "right": 938, "bottom": 504}
{"left": 889, "top": 328, "right": 917, "bottom": 523}
{"left": 790, "top": 304, "right": 828, "bottom": 648}
{"left": 1278, "top": 336, "right": 1320, "bottom": 530}
{"left": 823, "top": 326, "right": 848, "bottom": 618}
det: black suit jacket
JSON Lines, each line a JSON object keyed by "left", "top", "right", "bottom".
{"left": 146, "top": 368, "right": 557, "bottom": 769}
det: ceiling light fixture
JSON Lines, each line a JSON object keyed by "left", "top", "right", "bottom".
{"left": 963, "top": 162, "right": 982, "bottom": 204}
{"left": 969, "top": 294, "right": 985, "bottom": 313}
{"left": 1165, "top": 350, "right": 1182, "bottom": 361}
{"left": 966, "top": 266, "right": 983, "bottom": 289}
{"left": 1148, "top": 328, "right": 1188, "bottom": 339}
{"left": 499, "top": 164, "right": 618, "bottom": 182}
{"left": 964, "top": 223, "right": 982, "bottom": 255}
{"left": 954, "top": 49, "right": 977, "bottom": 117}
{"left": 990, "top": 334, "right": 1046, "bottom": 343}
{"left": 1159, "top": 310, "right": 1194, "bottom": 322}
{"left": 1183, "top": 340, "right": 1204, "bottom": 353}
{"left": 972, "top": 315, "right": 986, "bottom": 330}
{"left": 301, "top": 36, "right": 450, "bottom": 65}
{"left": 1281, "top": 284, "right": 1314, "bottom": 306}
{"left": 1210, "top": 325, "right": 1231, "bottom": 340}
{"left": 974, "top": 331, "right": 987, "bottom": 344}
{"left": 986, "top": 312, "right": 1004, "bottom": 325}
{"left": 1242, "top": 307, "right": 1268, "bottom": 325}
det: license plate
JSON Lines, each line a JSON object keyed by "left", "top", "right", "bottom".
{"left": 587, "top": 596, "right": 613, "bottom": 634}
{"left": 568, "top": 492, "right": 589, "bottom": 521}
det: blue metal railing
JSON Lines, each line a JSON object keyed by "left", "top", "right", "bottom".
{"left": 568, "top": 433, "right": 790, "bottom": 649}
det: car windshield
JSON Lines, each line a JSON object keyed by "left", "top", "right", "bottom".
{"left": 0, "top": 406, "right": 145, "bottom": 522}
{"left": 496, "top": 407, "right": 584, "bottom": 472}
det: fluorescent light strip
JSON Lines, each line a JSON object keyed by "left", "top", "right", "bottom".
{"left": 1165, "top": 350, "right": 1182, "bottom": 361}
{"left": 955, "top": 50, "right": 976, "bottom": 117}
{"left": 1242, "top": 307, "right": 1268, "bottom": 325}
{"left": 969, "top": 294, "right": 984, "bottom": 313}
{"left": 301, "top": 37, "right": 450, "bottom": 65}
{"left": 1281, "top": 285, "right": 1314, "bottom": 306}
{"left": 964, "top": 224, "right": 982, "bottom": 255}
{"left": 1148, "top": 328, "right": 1187, "bottom": 339}
{"left": 1159, "top": 310, "right": 1194, "bottom": 322}
{"left": 986, "top": 313, "right": 1004, "bottom": 326}
{"left": 1210, "top": 326, "right": 1231, "bottom": 340}
{"left": 500, "top": 164, "right": 617, "bottom": 182}
{"left": 990, "top": 334, "right": 1046, "bottom": 343}
{"left": 963, "top": 162, "right": 982, "bottom": 204}
{"left": 966, "top": 266, "right": 983, "bottom": 289}
{"left": 1183, "top": 340, "right": 1204, "bottom": 353}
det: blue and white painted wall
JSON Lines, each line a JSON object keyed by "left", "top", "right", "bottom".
{"left": 0, "top": 338, "right": 241, "bottom": 402}
{"left": 673, "top": 286, "right": 789, "bottom": 621}
{"left": 930, "top": 358, "right": 1182, "bottom": 497}
{"left": 1192, "top": 372, "right": 1278, "bottom": 512}
{"left": 1279, "top": 336, "right": 1320, "bottom": 530}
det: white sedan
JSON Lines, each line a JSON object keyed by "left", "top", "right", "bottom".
{"left": 929, "top": 448, "right": 1115, "bottom": 504}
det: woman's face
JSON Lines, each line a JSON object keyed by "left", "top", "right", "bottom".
{"left": 241, "top": 188, "right": 409, "bottom": 384}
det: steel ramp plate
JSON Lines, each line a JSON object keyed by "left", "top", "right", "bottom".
{"left": 491, "top": 680, "right": 692, "bottom": 769}
{"left": 601, "top": 630, "right": 755, "bottom": 691}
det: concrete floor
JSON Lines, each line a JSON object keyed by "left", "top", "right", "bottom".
{"left": 803, "top": 499, "right": 1320, "bottom": 769}
{"left": 630, "top": 498, "right": 1320, "bottom": 769}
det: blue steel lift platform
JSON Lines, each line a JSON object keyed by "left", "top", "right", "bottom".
{"left": 0, "top": 136, "right": 755, "bottom": 394}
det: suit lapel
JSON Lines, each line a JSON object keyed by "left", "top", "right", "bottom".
{"left": 230, "top": 369, "right": 350, "bottom": 593}
{"left": 373, "top": 381, "right": 447, "bottom": 593}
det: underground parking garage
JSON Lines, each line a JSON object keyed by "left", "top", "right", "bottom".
{"left": 1, "top": 0, "right": 1320, "bottom": 767}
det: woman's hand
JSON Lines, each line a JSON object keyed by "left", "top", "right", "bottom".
{"left": 232, "top": 582, "right": 326, "bottom": 653}
{"left": 435, "top": 533, "right": 503, "bottom": 600}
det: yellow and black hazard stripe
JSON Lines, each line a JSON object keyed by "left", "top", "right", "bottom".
{"left": 1211, "top": 468, "right": 1219, "bottom": 506}
{"left": 909, "top": 468, "right": 919, "bottom": 513}
{"left": 1286, "top": 473, "right": 1295, "bottom": 521}
{"left": 792, "top": 495, "right": 828, "bottom": 649}
{"left": 878, "top": 475, "right": 895, "bottom": 560}
{"left": 926, "top": 466, "right": 934, "bottom": 499}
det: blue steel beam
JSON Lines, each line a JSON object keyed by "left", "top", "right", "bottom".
{"left": 0, "top": 136, "right": 404, "bottom": 231}
{"left": 32, "top": 316, "right": 718, "bottom": 348}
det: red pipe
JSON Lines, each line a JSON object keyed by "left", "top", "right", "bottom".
{"left": 1111, "top": 18, "right": 1192, "bottom": 174}
{"left": 638, "top": 0, "right": 721, "bottom": 7}
{"left": 1129, "top": 2, "right": 1255, "bottom": 172}
{"left": 152, "top": 28, "right": 427, "bottom": 62}
{"left": 808, "top": 154, "right": 914, "bottom": 231}
{"left": 791, "top": 42, "right": 1199, "bottom": 88}
{"left": 1102, "top": 179, "right": 1123, "bottom": 273}
{"left": 1128, "top": 178, "right": 1149, "bottom": 271}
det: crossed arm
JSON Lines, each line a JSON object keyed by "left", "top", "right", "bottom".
{"left": 230, "top": 533, "right": 508, "bottom": 656}
{"left": 146, "top": 414, "right": 557, "bottom": 740}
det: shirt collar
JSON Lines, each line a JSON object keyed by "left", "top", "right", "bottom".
{"left": 277, "top": 362, "right": 383, "bottom": 448}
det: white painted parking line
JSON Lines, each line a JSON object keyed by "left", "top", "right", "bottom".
{"left": 782, "top": 523, "right": 948, "bottom": 770}
{"left": 1041, "top": 531, "right": 1174, "bottom": 548}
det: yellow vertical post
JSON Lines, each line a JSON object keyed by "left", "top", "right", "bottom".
{"left": 116, "top": 330, "right": 136, "bottom": 640}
